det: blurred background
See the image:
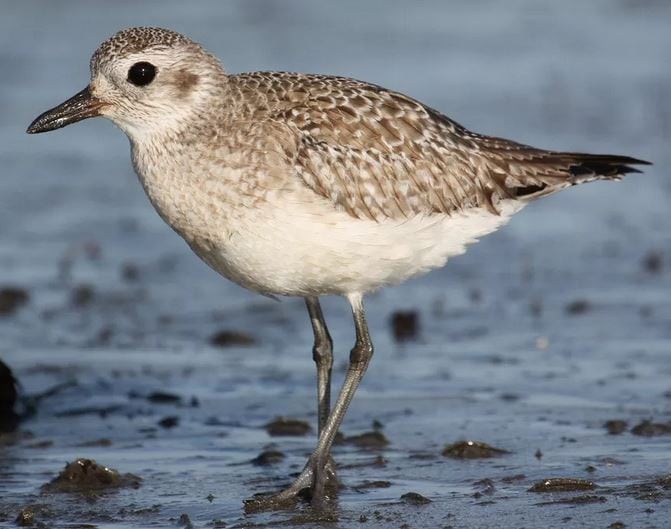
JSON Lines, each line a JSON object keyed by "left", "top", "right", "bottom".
{"left": 0, "top": 1, "right": 669, "bottom": 528}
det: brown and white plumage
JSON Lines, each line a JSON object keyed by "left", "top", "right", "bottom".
{"left": 226, "top": 71, "right": 646, "bottom": 220}
{"left": 27, "top": 27, "right": 650, "bottom": 507}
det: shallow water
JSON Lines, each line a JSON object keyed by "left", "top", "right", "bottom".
{"left": 1, "top": 1, "right": 670, "bottom": 528}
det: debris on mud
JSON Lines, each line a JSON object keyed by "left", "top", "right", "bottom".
{"left": 472, "top": 478, "right": 496, "bottom": 498}
{"left": 442, "top": 440, "right": 509, "bottom": 459}
{"left": 565, "top": 299, "right": 591, "bottom": 315}
{"left": 390, "top": 310, "right": 419, "bottom": 342}
{"left": 251, "top": 450, "right": 285, "bottom": 466}
{"left": 70, "top": 284, "right": 95, "bottom": 307}
{"left": 400, "top": 492, "right": 432, "bottom": 505}
{"left": 177, "top": 513, "right": 194, "bottom": 529}
{"left": 76, "top": 438, "right": 112, "bottom": 447}
{"left": 158, "top": 416, "right": 179, "bottom": 429}
{"left": 210, "top": 330, "right": 256, "bottom": 347}
{"left": 15, "top": 508, "right": 34, "bottom": 526}
{"left": 146, "top": 391, "right": 182, "bottom": 405}
{"left": 642, "top": 250, "right": 663, "bottom": 274}
{"left": 354, "top": 480, "right": 392, "bottom": 491}
{"left": 0, "top": 359, "right": 19, "bottom": 433}
{"left": 0, "top": 286, "right": 29, "bottom": 316}
{"left": 535, "top": 495, "right": 606, "bottom": 505}
{"left": 42, "top": 458, "right": 141, "bottom": 494}
{"left": 528, "top": 478, "right": 596, "bottom": 493}
{"left": 341, "top": 430, "right": 390, "bottom": 449}
{"left": 604, "top": 420, "right": 628, "bottom": 435}
{"left": 264, "top": 417, "right": 311, "bottom": 436}
{"left": 630, "top": 420, "right": 671, "bottom": 437}
{"left": 621, "top": 474, "right": 671, "bottom": 501}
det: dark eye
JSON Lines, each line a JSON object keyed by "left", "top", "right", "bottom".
{"left": 127, "top": 62, "right": 156, "bottom": 86}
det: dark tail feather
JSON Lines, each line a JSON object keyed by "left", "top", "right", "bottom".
{"left": 513, "top": 153, "right": 651, "bottom": 199}
{"left": 565, "top": 153, "right": 651, "bottom": 179}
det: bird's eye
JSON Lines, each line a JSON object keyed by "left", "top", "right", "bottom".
{"left": 127, "top": 62, "right": 156, "bottom": 86}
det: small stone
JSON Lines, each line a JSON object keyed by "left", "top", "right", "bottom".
{"left": 528, "top": 478, "right": 596, "bottom": 493}
{"left": 390, "top": 310, "right": 419, "bottom": 342}
{"left": 210, "top": 330, "right": 255, "bottom": 347}
{"left": 71, "top": 284, "right": 95, "bottom": 307}
{"left": 42, "top": 458, "right": 141, "bottom": 493}
{"left": 15, "top": 509, "right": 34, "bottom": 526}
{"left": 251, "top": 450, "right": 285, "bottom": 466}
{"left": 400, "top": 492, "right": 432, "bottom": 505}
{"left": 0, "top": 287, "right": 29, "bottom": 316}
{"left": 147, "top": 391, "right": 182, "bottom": 404}
{"left": 565, "top": 299, "right": 590, "bottom": 315}
{"left": 158, "top": 416, "right": 179, "bottom": 429}
{"left": 442, "top": 440, "right": 509, "bottom": 459}
{"left": 631, "top": 420, "right": 671, "bottom": 437}
{"left": 604, "top": 420, "right": 628, "bottom": 435}
{"left": 642, "top": 250, "right": 663, "bottom": 274}
{"left": 264, "top": 417, "right": 311, "bottom": 436}
{"left": 342, "top": 431, "right": 390, "bottom": 449}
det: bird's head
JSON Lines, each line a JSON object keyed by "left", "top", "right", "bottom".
{"left": 27, "top": 27, "right": 225, "bottom": 140}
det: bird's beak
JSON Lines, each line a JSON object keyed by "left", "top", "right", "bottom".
{"left": 27, "top": 86, "right": 105, "bottom": 134}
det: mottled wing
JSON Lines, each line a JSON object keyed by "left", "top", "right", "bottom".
{"left": 230, "top": 72, "right": 649, "bottom": 220}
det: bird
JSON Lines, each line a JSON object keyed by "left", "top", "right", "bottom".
{"left": 27, "top": 27, "right": 649, "bottom": 509}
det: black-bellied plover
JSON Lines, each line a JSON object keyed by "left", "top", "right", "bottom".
{"left": 27, "top": 27, "right": 649, "bottom": 508}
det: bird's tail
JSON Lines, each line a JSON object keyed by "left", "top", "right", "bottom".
{"left": 504, "top": 151, "right": 651, "bottom": 199}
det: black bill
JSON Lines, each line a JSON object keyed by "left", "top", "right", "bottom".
{"left": 27, "top": 86, "right": 104, "bottom": 134}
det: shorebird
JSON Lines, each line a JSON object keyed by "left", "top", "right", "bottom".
{"left": 27, "top": 27, "right": 649, "bottom": 508}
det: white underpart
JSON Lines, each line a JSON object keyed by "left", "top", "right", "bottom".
{"left": 196, "top": 197, "right": 524, "bottom": 297}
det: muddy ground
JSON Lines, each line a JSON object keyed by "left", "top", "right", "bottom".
{"left": 1, "top": 1, "right": 670, "bottom": 528}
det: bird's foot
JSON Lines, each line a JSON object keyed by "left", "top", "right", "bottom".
{"left": 244, "top": 454, "right": 338, "bottom": 512}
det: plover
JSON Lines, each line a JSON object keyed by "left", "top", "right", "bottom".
{"left": 27, "top": 27, "right": 649, "bottom": 508}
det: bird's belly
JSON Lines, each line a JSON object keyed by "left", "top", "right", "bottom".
{"left": 186, "top": 199, "right": 524, "bottom": 297}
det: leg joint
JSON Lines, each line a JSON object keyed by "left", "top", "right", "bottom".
{"left": 312, "top": 334, "right": 333, "bottom": 366}
{"left": 349, "top": 340, "right": 373, "bottom": 365}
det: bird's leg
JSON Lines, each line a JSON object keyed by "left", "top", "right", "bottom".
{"left": 305, "top": 297, "right": 338, "bottom": 489}
{"left": 245, "top": 293, "right": 374, "bottom": 511}
{"left": 305, "top": 297, "right": 333, "bottom": 436}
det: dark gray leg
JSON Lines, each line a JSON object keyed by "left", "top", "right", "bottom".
{"left": 246, "top": 293, "right": 374, "bottom": 510}
{"left": 305, "top": 297, "right": 333, "bottom": 436}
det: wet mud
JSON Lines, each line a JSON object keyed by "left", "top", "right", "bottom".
{"left": 1, "top": 1, "right": 671, "bottom": 528}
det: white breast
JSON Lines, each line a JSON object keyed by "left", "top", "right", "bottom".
{"left": 193, "top": 194, "right": 524, "bottom": 297}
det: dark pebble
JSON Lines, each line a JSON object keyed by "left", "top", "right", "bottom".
{"left": 42, "top": 458, "right": 141, "bottom": 493}
{"left": 536, "top": 495, "right": 606, "bottom": 505}
{"left": 642, "top": 250, "right": 663, "bottom": 274}
{"left": 400, "top": 492, "right": 432, "bottom": 505}
{"left": 0, "top": 287, "right": 29, "bottom": 316}
{"left": 528, "top": 478, "right": 596, "bottom": 493}
{"left": 15, "top": 509, "right": 35, "bottom": 526}
{"left": 264, "top": 417, "right": 311, "bottom": 436}
{"left": 210, "top": 330, "right": 256, "bottom": 347}
{"left": 71, "top": 284, "right": 95, "bottom": 307}
{"left": 178, "top": 513, "right": 194, "bottom": 529}
{"left": 390, "top": 310, "right": 419, "bottom": 342}
{"left": 147, "top": 391, "right": 182, "bottom": 404}
{"left": 355, "top": 480, "right": 392, "bottom": 490}
{"left": 251, "top": 450, "right": 285, "bottom": 466}
{"left": 76, "top": 438, "right": 113, "bottom": 447}
{"left": 342, "top": 430, "right": 390, "bottom": 449}
{"left": 565, "top": 299, "right": 591, "bottom": 315}
{"left": 604, "top": 419, "right": 628, "bottom": 435}
{"left": 158, "top": 416, "right": 179, "bottom": 429}
{"left": 442, "top": 440, "right": 509, "bottom": 459}
{"left": 121, "top": 262, "right": 140, "bottom": 282}
{"left": 631, "top": 420, "right": 671, "bottom": 437}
